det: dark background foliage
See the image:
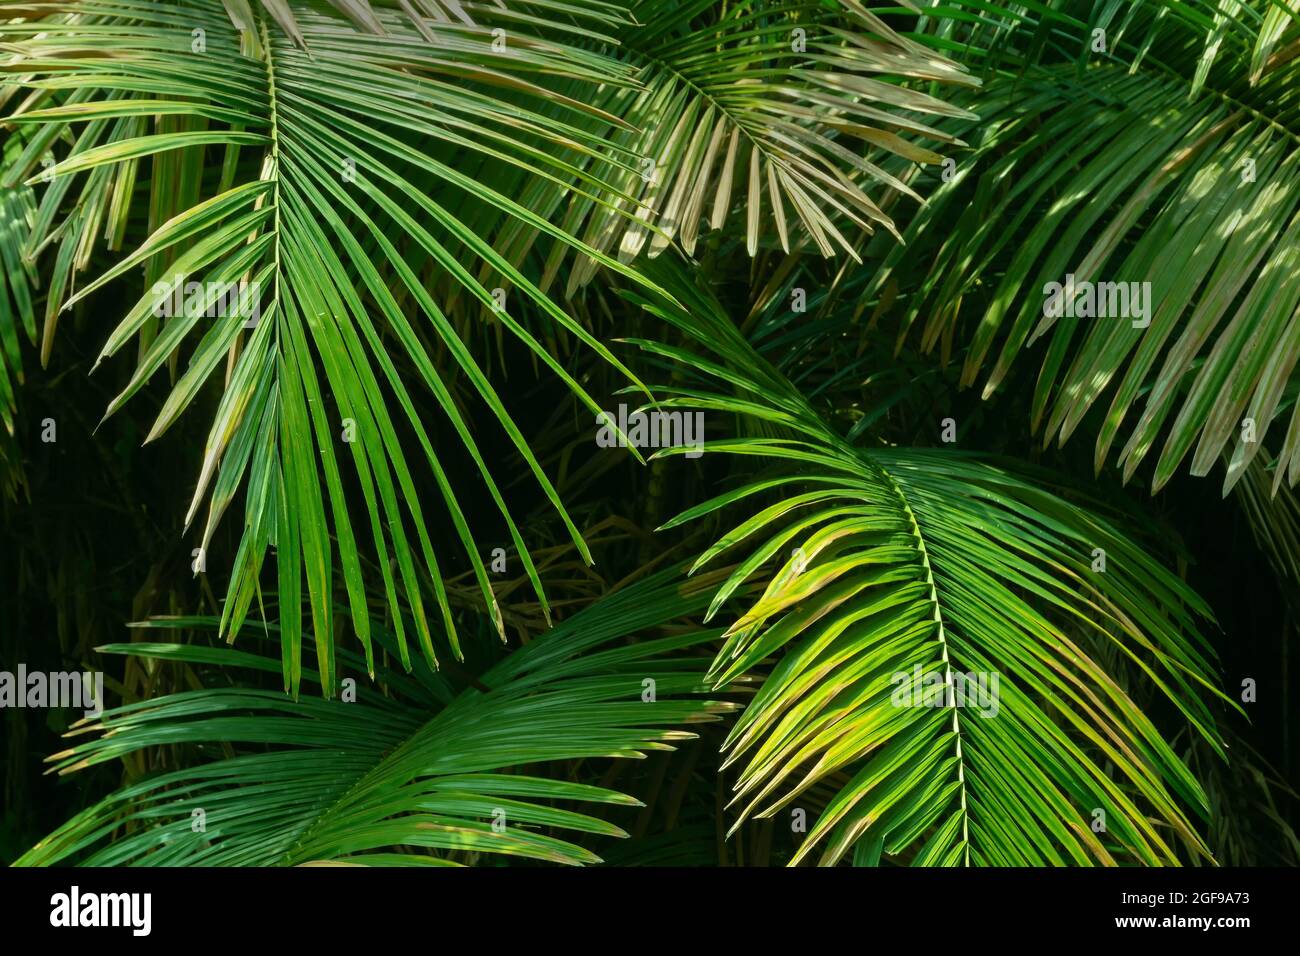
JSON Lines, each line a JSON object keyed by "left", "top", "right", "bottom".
{"left": 4, "top": 0, "right": 1300, "bottom": 866}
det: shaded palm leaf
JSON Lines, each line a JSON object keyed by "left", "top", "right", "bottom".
{"left": 16, "top": 567, "right": 734, "bottom": 866}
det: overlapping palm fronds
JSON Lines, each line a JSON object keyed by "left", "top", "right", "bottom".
{"left": 3, "top": 1, "right": 1289, "bottom": 870}
{"left": 492, "top": 0, "right": 979, "bottom": 294}
{"left": 627, "top": 265, "right": 1231, "bottom": 864}
{"left": 865, "top": 0, "right": 1300, "bottom": 494}
{"left": 1, "top": 0, "right": 668, "bottom": 692}
{"left": 16, "top": 568, "right": 733, "bottom": 866}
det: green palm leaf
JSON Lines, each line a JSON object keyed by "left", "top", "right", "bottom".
{"left": 3, "top": 0, "right": 668, "bottom": 693}
{"left": 16, "top": 568, "right": 733, "bottom": 866}
{"left": 632, "top": 264, "right": 1231, "bottom": 865}
{"left": 867, "top": 0, "right": 1300, "bottom": 494}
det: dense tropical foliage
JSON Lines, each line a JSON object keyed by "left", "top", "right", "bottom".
{"left": 2, "top": 0, "right": 1298, "bottom": 866}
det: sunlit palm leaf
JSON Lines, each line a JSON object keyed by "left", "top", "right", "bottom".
{"left": 631, "top": 265, "right": 1230, "bottom": 865}
{"left": 511, "top": 0, "right": 978, "bottom": 295}
{"left": 866, "top": 0, "right": 1300, "bottom": 495}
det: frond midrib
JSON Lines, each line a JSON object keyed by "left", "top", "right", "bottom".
{"left": 274, "top": 704, "right": 444, "bottom": 866}
{"left": 870, "top": 455, "right": 972, "bottom": 867}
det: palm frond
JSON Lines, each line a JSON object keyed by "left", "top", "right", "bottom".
{"left": 865, "top": 0, "right": 1300, "bottom": 494}
{"left": 0, "top": 181, "right": 37, "bottom": 495}
{"left": 512, "top": 0, "right": 978, "bottom": 295}
{"left": 631, "top": 264, "right": 1230, "bottom": 865}
{"left": 16, "top": 567, "right": 734, "bottom": 866}
{"left": 2, "top": 0, "right": 669, "bottom": 693}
